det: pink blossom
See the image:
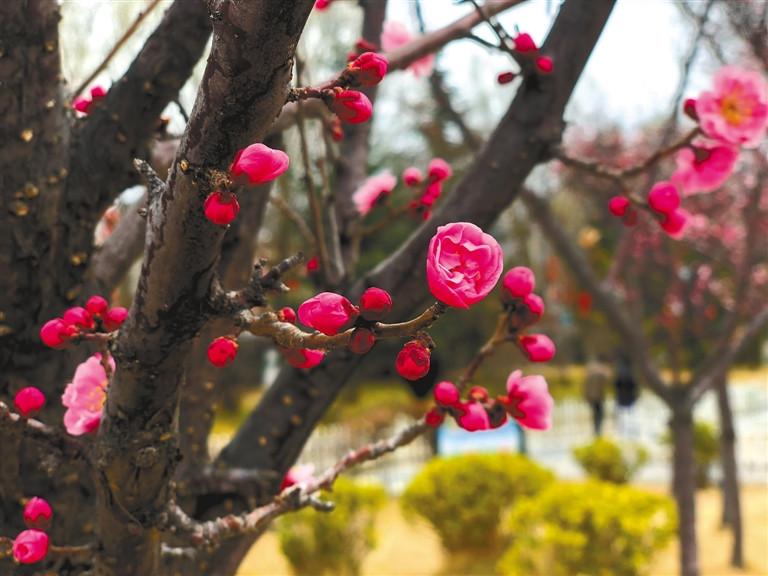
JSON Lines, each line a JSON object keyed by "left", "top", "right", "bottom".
{"left": 647, "top": 181, "right": 681, "bottom": 215}
{"left": 13, "top": 530, "right": 49, "bottom": 564}
{"left": 502, "top": 266, "right": 535, "bottom": 299}
{"left": 457, "top": 402, "right": 490, "bottom": 432}
{"left": 331, "top": 90, "right": 373, "bottom": 124}
{"left": 426, "top": 222, "right": 504, "bottom": 309}
{"left": 71, "top": 85, "right": 107, "bottom": 115}
{"left": 230, "top": 143, "right": 290, "bottom": 186}
{"left": 23, "top": 497, "right": 53, "bottom": 530}
{"left": 425, "top": 408, "right": 445, "bottom": 427}
{"left": 85, "top": 295, "right": 109, "bottom": 316}
{"left": 280, "top": 464, "right": 316, "bottom": 491}
{"left": 278, "top": 307, "right": 296, "bottom": 323}
{"left": 352, "top": 171, "right": 396, "bottom": 216}
{"left": 427, "top": 158, "right": 452, "bottom": 183}
{"left": 661, "top": 208, "right": 689, "bottom": 239}
{"left": 395, "top": 341, "right": 430, "bottom": 381}
{"left": 62, "top": 354, "right": 114, "bottom": 436}
{"left": 671, "top": 141, "right": 739, "bottom": 194}
{"left": 347, "top": 52, "right": 388, "bottom": 87}
{"left": 518, "top": 334, "right": 556, "bottom": 362}
{"left": 103, "top": 306, "right": 128, "bottom": 331}
{"left": 381, "top": 22, "right": 435, "bottom": 77}
{"left": 433, "top": 381, "right": 460, "bottom": 407}
{"left": 314, "top": 0, "right": 331, "bottom": 10}
{"left": 298, "top": 292, "right": 359, "bottom": 336}
{"left": 608, "top": 196, "right": 630, "bottom": 217}
{"left": 513, "top": 33, "right": 537, "bottom": 53}
{"left": 402, "top": 167, "right": 423, "bottom": 186}
{"left": 63, "top": 306, "right": 94, "bottom": 331}
{"left": 522, "top": 293, "right": 545, "bottom": 320}
{"left": 535, "top": 56, "right": 554, "bottom": 74}
{"left": 359, "top": 287, "right": 393, "bottom": 321}
{"left": 349, "top": 327, "right": 376, "bottom": 354}
{"left": 418, "top": 182, "right": 443, "bottom": 208}
{"left": 204, "top": 191, "right": 240, "bottom": 225}
{"left": 505, "top": 370, "right": 553, "bottom": 430}
{"left": 695, "top": 66, "right": 768, "bottom": 147}
{"left": 283, "top": 348, "right": 325, "bottom": 369}
{"left": 207, "top": 337, "right": 239, "bottom": 368}
{"left": 39, "top": 318, "right": 76, "bottom": 349}
{"left": 497, "top": 71, "right": 516, "bottom": 85}
{"left": 13, "top": 387, "right": 46, "bottom": 418}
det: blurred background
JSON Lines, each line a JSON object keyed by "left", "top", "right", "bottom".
{"left": 60, "top": 0, "right": 766, "bottom": 574}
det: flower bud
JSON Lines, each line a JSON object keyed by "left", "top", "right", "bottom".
{"left": 468, "top": 385, "right": 489, "bottom": 403}
{"left": 359, "top": 287, "right": 393, "bottom": 321}
{"left": 648, "top": 181, "right": 680, "bottom": 215}
{"left": 278, "top": 307, "right": 296, "bottom": 323}
{"left": 395, "top": 341, "right": 430, "bottom": 381}
{"left": 519, "top": 333, "right": 556, "bottom": 362}
{"left": 349, "top": 327, "right": 376, "bottom": 354}
{"left": 347, "top": 52, "right": 388, "bottom": 87}
{"left": 502, "top": 267, "right": 535, "bottom": 299}
{"left": 401, "top": 167, "right": 422, "bottom": 187}
{"left": 315, "top": 0, "right": 331, "bottom": 10}
{"left": 13, "top": 529, "right": 49, "bottom": 564}
{"left": 86, "top": 295, "right": 109, "bottom": 316}
{"left": 608, "top": 196, "right": 630, "bottom": 217}
{"left": 39, "top": 318, "right": 75, "bottom": 349}
{"left": 427, "top": 158, "right": 452, "bottom": 183}
{"left": 523, "top": 293, "right": 545, "bottom": 320}
{"left": 13, "top": 387, "right": 46, "bottom": 418}
{"left": 299, "top": 292, "right": 359, "bottom": 336}
{"left": 63, "top": 306, "right": 94, "bottom": 331}
{"left": 535, "top": 56, "right": 553, "bottom": 74}
{"left": 207, "top": 337, "right": 239, "bottom": 368}
{"left": 229, "top": 143, "right": 290, "bottom": 186}
{"left": 306, "top": 256, "right": 320, "bottom": 274}
{"left": 284, "top": 348, "right": 325, "bottom": 369}
{"left": 331, "top": 90, "right": 373, "bottom": 124}
{"left": 204, "top": 191, "right": 240, "bottom": 225}
{"left": 456, "top": 402, "right": 490, "bottom": 431}
{"left": 513, "top": 33, "right": 537, "bottom": 52}
{"left": 424, "top": 408, "right": 445, "bottom": 428}
{"left": 433, "top": 381, "right": 460, "bottom": 407}
{"left": 23, "top": 498, "right": 53, "bottom": 530}
{"left": 497, "top": 71, "right": 516, "bottom": 85}
{"left": 661, "top": 209, "right": 689, "bottom": 239}
{"left": 103, "top": 307, "right": 128, "bottom": 331}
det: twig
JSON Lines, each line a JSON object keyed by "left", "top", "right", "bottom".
{"left": 74, "top": 0, "right": 163, "bottom": 96}
{"left": 271, "top": 183, "right": 316, "bottom": 248}
{"left": 235, "top": 302, "right": 447, "bottom": 350}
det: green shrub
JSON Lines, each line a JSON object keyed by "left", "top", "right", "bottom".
{"left": 277, "top": 477, "right": 386, "bottom": 576}
{"left": 573, "top": 437, "right": 648, "bottom": 483}
{"left": 498, "top": 481, "right": 676, "bottom": 576}
{"left": 662, "top": 420, "right": 720, "bottom": 488}
{"left": 400, "top": 453, "right": 554, "bottom": 552}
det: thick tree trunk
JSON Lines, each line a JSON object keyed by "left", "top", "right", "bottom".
{"left": 716, "top": 375, "right": 744, "bottom": 567}
{"left": 670, "top": 401, "right": 700, "bottom": 576}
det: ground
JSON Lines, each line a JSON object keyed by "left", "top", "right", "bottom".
{"left": 236, "top": 485, "right": 768, "bottom": 576}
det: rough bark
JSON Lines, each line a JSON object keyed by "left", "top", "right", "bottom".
{"left": 211, "top": 2, "right": 616, "bottom": 572}
{"left": 670, "top": 398, "right": 700, "bottom": 576}
{"left": 93, "top": 2, "right": 315, "bottom": 574}
{"left": 716, "top": 374, "right": 744, "bottom": 567}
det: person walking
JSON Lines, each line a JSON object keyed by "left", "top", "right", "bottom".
{"left": 584, "top": 355, "right": 611, "bottom": 436}
{"left": 614, "top": 354, "right": 639, "bottom": 438}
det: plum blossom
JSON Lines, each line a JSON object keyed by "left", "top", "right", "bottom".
{"left": 298, "top": 292, "right": 359, "bottom": 336}
{"left": 504, "top": 370, "right": 553, "bottom": 430}
{"left": 23, "top": 497, "right": 53, "bottom": 530}
{"left": 359, "top": 287, "right": 393, "bottom": 321}
{"left": 61, "top": 354, "right": 114, "bottom": 436}
{"left": 331, "top": 90, "right": 372, "bottom": 124}
{"left": 426, "top": 222, "right": 504, "bottom": 308}
{"left": 352, "top": 171, "right": 396, "bottom": 216}
{"left": 395, "top": 341, "right": 430, "bottom": 381}
{"left": 13, "top": 387, "right": 45, "bottom": 418}
{"left": 457, "top": 402, "right": 490, "bottom": 431}
{"left": 283, "top": 348, "right": 325, "bottom": 369}
{"left": 671, "top": 141, "right": 739, "bottom": 195}
{"left": 280, "top": 464, "right": 316, "bottom": 491}
{"left": 229, "top": 143, "right": 290, "bottom": 186}
{"left": 12, "top": 530, "right": 49, "bottom": 564}
{"left": 695, "top": 66, "right": 768, "bottom": 148}
{"left": 381, "top": 21, "right": 435, "bottom": 77}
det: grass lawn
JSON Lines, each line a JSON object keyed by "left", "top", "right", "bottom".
{"left": 237, "top": 485, "right": 768, "bottom": 576}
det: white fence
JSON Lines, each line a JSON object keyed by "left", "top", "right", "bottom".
{"left": 209, "top": 382, "right": 768, "bottom": 493}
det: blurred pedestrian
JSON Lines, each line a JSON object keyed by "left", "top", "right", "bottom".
{"left": 614, "top": 354, "right": 639, "bottom": 437}
{"left": 584, "top": 354, "right": 611, "bottom": 436}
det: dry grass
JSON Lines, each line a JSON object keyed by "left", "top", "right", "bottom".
{"left": 237, "top": 485, "right": 768, "bottom": 576}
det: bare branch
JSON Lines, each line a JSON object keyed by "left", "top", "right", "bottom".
{"left": 0, "top": 401, "right": 85, "bottom": 458}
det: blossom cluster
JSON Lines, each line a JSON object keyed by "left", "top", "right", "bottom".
{"left": 497, "top": 32, "right": 554, "bottom": 84}
{"left": 609, "top": 66, "right": 767, "bottom": 238}
{"left": 72, "top": 85, "right": 107, "bottom": 115}
{"left": 204, "top": 142, "right": 290, "bottom": 226}
{"left": 7, "top": 497, "right": 53, "bottom": 565}
{"left": 39, "top": 295, "right": 127, "bottom": 349}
